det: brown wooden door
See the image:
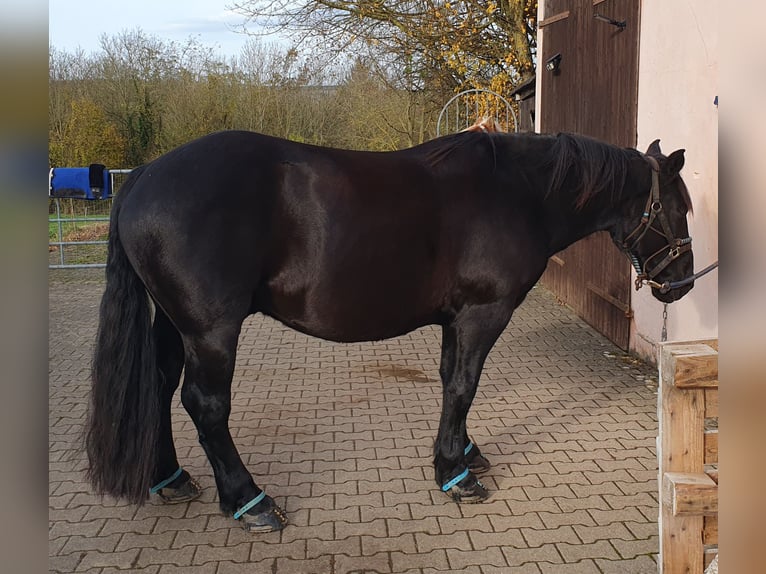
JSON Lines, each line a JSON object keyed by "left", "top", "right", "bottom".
{"left": 538, "top": 0, "right": 640, "bottom": 350}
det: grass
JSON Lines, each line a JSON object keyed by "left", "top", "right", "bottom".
{"left": 49, "top": 198, "right": 111, "bottom": 265}
{"left": 48, "top": 214, "right": 109, "bottom": 241}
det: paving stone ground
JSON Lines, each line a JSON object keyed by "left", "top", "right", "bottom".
{"left": 50, "top": 269, "right": 661, "bottom": 573}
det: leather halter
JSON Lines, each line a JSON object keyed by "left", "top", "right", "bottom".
{"left": 622, "top": 156, "right": 693, "bottom": 292}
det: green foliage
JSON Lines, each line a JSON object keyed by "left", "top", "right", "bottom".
{"left": 50, "top": 27, "right": 516, "bottom": 168}
{"left": 49, "top": 98, "right": 126, "bottom": 167}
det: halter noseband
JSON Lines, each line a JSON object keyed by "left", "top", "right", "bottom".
{"left": 622, "top": 156, "right": 693, "bottom": 293}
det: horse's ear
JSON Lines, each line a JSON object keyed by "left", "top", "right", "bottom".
{"left": 646, "top": 139, "right": 662, "bottom": 156}
{"left": 665, "top": 149, "right": 685, "bottom": 175}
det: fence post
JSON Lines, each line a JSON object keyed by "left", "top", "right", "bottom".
{"left": 658, "top": 340, "right": 719, "bottom": 573}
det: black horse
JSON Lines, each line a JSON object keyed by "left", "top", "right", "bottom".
{"left": 86, "top": 130, "right": 694, "bottom": 532}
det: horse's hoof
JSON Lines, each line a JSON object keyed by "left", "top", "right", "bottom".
{"left": 239, "top": 496, "right": 288, "bottom": 533}
{"left": 467, "top": 452, "right": 491, "bottom": 475}
{"left": 443, "top": 472, "right": 490, "bottom": 504}
{"left": 158, "top": 476, "right": 202, "bottom": 504}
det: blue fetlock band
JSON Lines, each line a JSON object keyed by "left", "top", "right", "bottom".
{"left": 464, "top": 442, "right": 474, "bottom": 456}
{"left": 233, "top": 491, "right": 266, "bottom": 520}
{"left": 441, "top": 468, "right": 470, "bottom": 492}
{"left": 149, "top": 467, "right": 183, "bottom": 494}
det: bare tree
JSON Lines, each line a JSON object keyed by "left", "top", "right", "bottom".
{"left": 229, "top": 0, "right": 537, "bottom": 94}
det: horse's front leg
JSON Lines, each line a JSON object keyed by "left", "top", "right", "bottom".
{"left": 434, "top": 302, "right": 512, "bottom": 503}
{"left": 180, "top": 324, "right": 287, "bottom": 532}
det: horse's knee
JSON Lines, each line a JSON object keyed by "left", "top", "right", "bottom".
{"left": 444, "top": 379, "right": 478, "bottom": 412}
{"left": 181, "top": 379, "right": 231, "bottom": 429}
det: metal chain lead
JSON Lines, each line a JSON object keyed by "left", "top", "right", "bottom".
{"left": 661, "top": 303, "right": 668, "bottom": 342}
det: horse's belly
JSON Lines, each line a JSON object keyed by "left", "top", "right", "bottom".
{"left": 260, "top": 274, "right": 442, "bottom": 343}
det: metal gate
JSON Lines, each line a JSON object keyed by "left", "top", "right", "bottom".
{"left": 538, "top": 0, "right": 641, "bottom": 350}
{"left": 48, "top": 169, "right": 132, "bottom": 269}
{"left": 436, "top": 89, "right": 518, "bottom": 136}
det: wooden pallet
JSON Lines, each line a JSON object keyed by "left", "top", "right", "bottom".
{"left": 658, "top": 339, "right": 718, "bottom": 573}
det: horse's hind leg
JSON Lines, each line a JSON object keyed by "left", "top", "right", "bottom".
{"left": 434, "top": 302, "right": 512, "bottom": 503}
{"left": 180, "top": 322, "right": 287, "bottom": 532}
{"left": 149, "top": 308, "right": 201, "bottom": 503}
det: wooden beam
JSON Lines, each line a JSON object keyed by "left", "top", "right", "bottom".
{"left": 659, "top": 345, "right": 705, "bottom": 474}
{"left": 658, "top": 341, "right": 719, "bottom": 573}
{"left": 661, "top": 344, "right": 718, "bottom": 388}
{"left": 586, "top": 282, "right": 632, "bottom": 317}
{"left": 550, "top": 255, "right": 565, "bottom": 266}
{"left": 663, "top": 472, "right": 718, "bottom": 516}
{"left": 703, "top": 515, "right": 718, "bottom": 545}
{"left": 539, "top": 11, "right": 570, "bottom": 28}
{"left": 704, "top": 430, "right": 718, "bottom": 465}
{"left": 685, "top": 338, "right": 718, "bottom": 351}
{"left": 661, "top": 511, "right": 703, "bottom": 573}
{"left": 704, "top": 388, "right": 718, "bottom": 418}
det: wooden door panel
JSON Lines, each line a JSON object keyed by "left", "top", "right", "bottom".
{"left": 539, "top": 0, "right": 640, "bottom": 350}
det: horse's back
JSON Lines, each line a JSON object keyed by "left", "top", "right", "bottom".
{"left": 114, "top": 132, "right": 456, "bottom": 338}
{"left": 113, "top": 130, "right": 547, "bottom": 342}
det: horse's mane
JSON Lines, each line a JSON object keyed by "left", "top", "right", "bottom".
{"left": 423, "top": 131, "right": 629, "bottom": 205}
{"left": 421, "top": 130, "right": 693, "bottom": 213}
{"left": 677, "top": 177, "right": 693, "bottom": 214}
{"left": 547, "top": 133, "right": 632, "bottom": 209}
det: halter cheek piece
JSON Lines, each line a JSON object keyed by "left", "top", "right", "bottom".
{"left": 621, "top": 156, "right": 693, "bottom": 293}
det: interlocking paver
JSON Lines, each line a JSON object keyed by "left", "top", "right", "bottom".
{"left": 522, "top": 525, "right": 580, "bottom": 548}
{"left": 76, "top": 548, "right": 141, "bottom": 570}
{"left": 334, "top": 551, "right": 392, "bottom": 574}
{"left": 307, "top": 536, "right": 362, "bottom": 559}
{"left": 557, "top": 539, "right": 621, "bottom": 562}
{"left": 50, "top": 272, "right": 661, "bottom": 573}
{"left": 596, "top": 555, "right": 658, "bottom": 573}
{"left": 391, "top": 548, "right": 449, "bottom": 571}
{"left": 193, "top": 542, "right": 252, "bottom": 565}
{"left": 137, "top": 546, "right": 195, "bottom": 568}
{"left": 469, "top": 529, "right": 525, "bottom": 550}
{"left": 539, "top": 559, "right": 602, "bottom": 573}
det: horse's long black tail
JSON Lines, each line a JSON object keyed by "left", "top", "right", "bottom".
{"left": 86, "top": 167, "right": 160, "bottom": 504}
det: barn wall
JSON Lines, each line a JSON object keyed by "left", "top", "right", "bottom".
{"left": 632, "top": 1, "right": 719, "bottom": 361}
{"left": 534, "top": 0, "right": 640, "bottom": 350}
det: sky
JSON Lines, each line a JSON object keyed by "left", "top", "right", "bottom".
{"left": 49, "top": 0, "right": 258, "bottom": 58}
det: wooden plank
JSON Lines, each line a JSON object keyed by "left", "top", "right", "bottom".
{"left": 684, "top": 338, "right": 718, "bottom": 351}
{"left": 703, "top": 515, "right": 718, "bottom": 545}
{"left": 659, "top": 345, "right": 705, "bottom": 474}
{"left": 663, "top": 472, "right": 718, "bottom": 516}
{"left": 661, "top": 511, "right": 703, "bottom": 574}
{"left": 664, "top": 344, "right": 718, "bottom": 389}
{"left": 704, "top": 388, "right": 718, "bottom": 418}
{"left": 658, "top": 340, "right": 719, "bottom": 573}
{"left": 539, "top": 10, "right": 570, "bottom": 28}
{"left": 586, "top": 282, "right": 632, "bottom": 316}
{"left": 704, "top": 430, "right": 718, "bottom": 464}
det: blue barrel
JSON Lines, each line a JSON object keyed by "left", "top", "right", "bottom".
{"left": 49, "top": 164, "right": 111, "bottom": 199}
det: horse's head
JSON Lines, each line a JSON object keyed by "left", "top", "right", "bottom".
{"left": 616, "top": 140, "right": 695, "bottom": 303}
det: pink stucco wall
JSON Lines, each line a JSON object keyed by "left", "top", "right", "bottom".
{"left": 632, "top": 0, "right": 719, "bottom": 362}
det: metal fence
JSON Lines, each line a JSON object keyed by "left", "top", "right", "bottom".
{"left": 436, "top": 88, "right": 518, "bottom": 136}
{"left": 48, "top": 169, "right": 132, "bottom": 269}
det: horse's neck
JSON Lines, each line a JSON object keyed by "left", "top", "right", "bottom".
{"left": 536, "top": 151, "right": 647, "bottom": 256}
